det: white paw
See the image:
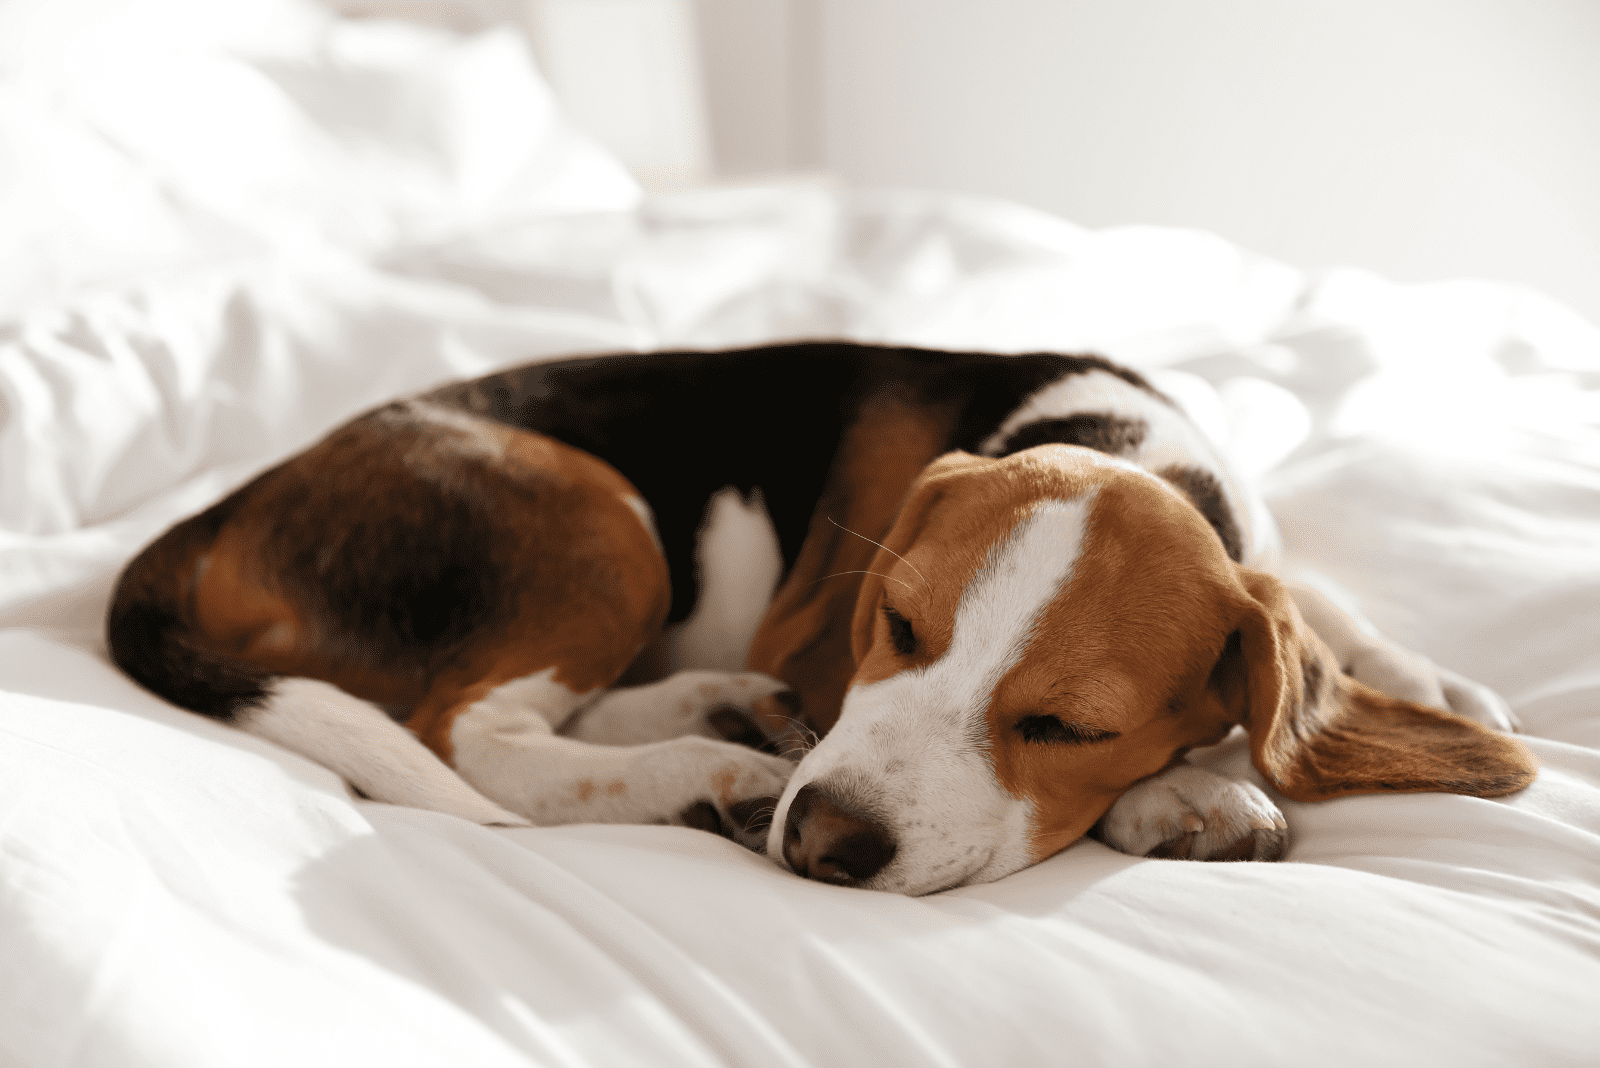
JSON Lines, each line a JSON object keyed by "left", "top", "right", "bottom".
{"left": 1101, "top": 764, "right": 1288, "bottom": 861}
{"left": 1345, "top": 642, "right": 1447, "bottom": 708}
{"left": 1437, "top": 666, "right": 1522, "bottom": 733}
{"left": 565, "top": 670, "right": 791, "bottom": 748}
{"left": 642, "top": 735, "right": 796, "bottom": 851}
{"left": 674, "top": 670, "right": 792, "bottom": 747}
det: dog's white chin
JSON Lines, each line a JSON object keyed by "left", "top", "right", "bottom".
{"left": 873, "top": 827, "right": 1038, "bottom": 896}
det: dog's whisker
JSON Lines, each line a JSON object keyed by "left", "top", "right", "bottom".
{"left": 812, "top": 569, "right": 918, "bottom": 595}
{"left": 827, "top": 516, "right": 929, "bottom": 594}
{"left": 736, "top": 799, "right": 783, "bottom": 839}
{"left": 778, "top": 715, "right": 819, "bottom": 751}
{"left": 770, "top": 721, "right": 817, "bottom": 761}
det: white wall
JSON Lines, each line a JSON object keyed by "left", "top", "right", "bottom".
{"left": 700, "top": 0, "right": 1600, "bottom": 324}
{"left": 526, "top": 0, "right": 711, "bottom": 186}
{"left": 694, "top": 0, "right": 802, "bottom": 176}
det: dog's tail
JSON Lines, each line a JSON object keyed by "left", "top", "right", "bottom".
{"left": 107, "top": 501, "right": 273, "bottom": 721}
{"left": 106, "top": 506, "right": 528, "bottom": 827}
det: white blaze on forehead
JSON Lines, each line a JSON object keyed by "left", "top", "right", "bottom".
{"left": 943, "top": 495, "right": 1096, "bottom": 694}
{"left": 772, "top": 494, "right": 1096, "bottom": 894}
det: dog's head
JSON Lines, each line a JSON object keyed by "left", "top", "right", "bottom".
{"left": 765, "top": 445, "right": 1535, "bottom": 895}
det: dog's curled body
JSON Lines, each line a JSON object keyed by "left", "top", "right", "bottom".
{"left": 107, "top": 343, "right": 1535, "bottom": 890}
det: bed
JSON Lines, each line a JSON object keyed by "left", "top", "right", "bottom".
{"left": 3, "top": 3, "right": 1598, "bottom": 1065}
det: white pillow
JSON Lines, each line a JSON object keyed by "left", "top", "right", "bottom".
{"left": 0, "top": 2, "right": 640, "bottom": 319}
{"left": 58, "top": 21, "right": 642, "bottom": 251}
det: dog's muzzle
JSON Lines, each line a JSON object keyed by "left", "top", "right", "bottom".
{"left": 781, "top": 781, "right": 897, "bottom": 887}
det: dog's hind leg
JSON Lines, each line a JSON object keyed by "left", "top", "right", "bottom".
{"left": 417, "top": 671, "right": 794, "bottom": 850}
{"left": 244, "top": 678, "right": 529, "bottom": 826}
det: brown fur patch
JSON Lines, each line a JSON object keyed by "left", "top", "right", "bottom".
{"left": 183, "top": 402, "right": 670, "bottom": 766}
{"left": 711, "top": 767, "right": 741, "bottom": 806}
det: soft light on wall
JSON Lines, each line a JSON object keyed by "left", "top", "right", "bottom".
{"left": 798, "top": 0, "right": 1600, "bottom": 325}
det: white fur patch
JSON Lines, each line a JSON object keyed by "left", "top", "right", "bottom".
{"left": 447, "top": 669, "right": 593, "bottom": 817}
{"left": 769, "top": 496, "right": 1094, "bottom": 895}
{"left": 563, "top": 669, "right": 788, "bottom": 745}
{"left": 242, "top": 678, "right": 528, "bottom": 826}
{"left": 471, "top": 667, "right": 592, "bottom": 732}
{"left": 666, "top": 487, "right": 783, "bottom": 673}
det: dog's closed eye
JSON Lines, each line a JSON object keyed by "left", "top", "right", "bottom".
{"left": 883, "top": 604, "right": 917, "bottom": 656}
{"left": 1014, "top": 714, "right": 1119, "bottom": 745}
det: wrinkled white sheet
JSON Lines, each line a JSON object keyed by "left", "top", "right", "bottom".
{"left": 3, "top": 182, "right": 1599, "bottom": 1068}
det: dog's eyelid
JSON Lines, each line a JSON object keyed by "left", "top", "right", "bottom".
{"left": 1014, "top": 713, "right": 1119, "bottom": 745}
{"left": 882, "top": 602, "right": 917, "bottom": 656}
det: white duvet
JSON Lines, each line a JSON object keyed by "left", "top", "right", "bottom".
{"left": 2, "top": 5, "right": 1598, "bottom": 1067}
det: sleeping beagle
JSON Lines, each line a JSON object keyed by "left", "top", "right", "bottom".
{"left": 107, "top": 343, "right": 1535, "bottom": 894}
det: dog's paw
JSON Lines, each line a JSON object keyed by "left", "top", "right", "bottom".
{"left": 647, "top": 736, "right": 795, "bottom": 851}
{"left": 564, "top": 670, "right": 792, "bottom": 750}
{"left": 1101, "top": 764, "right": 1288, "bottom": 862}
{"left": 1437, "top": 666, "right": 1522, "bottom": 733}
{"left": 1344, "top": 642, "right": 1447, "bottom": 708}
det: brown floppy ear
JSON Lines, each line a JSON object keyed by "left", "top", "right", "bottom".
{"left": 1217, "top": 568, "right": 1536, "bottom": 802}
{"left": 847, "top": 451, "right": 988, "bottom": 662}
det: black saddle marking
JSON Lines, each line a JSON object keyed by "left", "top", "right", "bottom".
{"left": 995, "top": 412, "right": 1148, "bottom": 458}
{"left": 1156, "top": 464, "right": 1244, "bottom": 562}
{"left": 426, "top": 344, "right": 1138, "bottom": 624}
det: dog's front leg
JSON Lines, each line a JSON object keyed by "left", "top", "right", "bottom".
{"left": 1098, "top": 763, "right": 1289, "bottom": 862}
{"left": 452, "top": 689, "right": 793, "bottom": 850}
{"left": 560, "top": 670, "right": 791, "bottom": 752}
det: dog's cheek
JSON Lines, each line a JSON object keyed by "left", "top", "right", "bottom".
{"left": 1003, "top": 741, "right": 1154, "bottom": 862}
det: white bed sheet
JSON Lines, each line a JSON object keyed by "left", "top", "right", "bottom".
{"left": 3, "top": 183, "right": 1598, "bottom": 1068}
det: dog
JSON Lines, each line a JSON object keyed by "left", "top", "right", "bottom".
{"left": 107, "top": 342, "right": 1536, "bottom": 895}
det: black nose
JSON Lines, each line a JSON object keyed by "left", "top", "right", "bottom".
{"left": 782, "top": 782, "right": 897, "bottom": 886}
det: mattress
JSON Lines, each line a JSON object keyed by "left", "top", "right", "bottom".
{"left": 3, "top": 3, "right": 1598, "bottom": 1065}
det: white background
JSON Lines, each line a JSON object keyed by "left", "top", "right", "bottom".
{"left": 693, "top": 0, "right": 1600, "bottom": 325}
